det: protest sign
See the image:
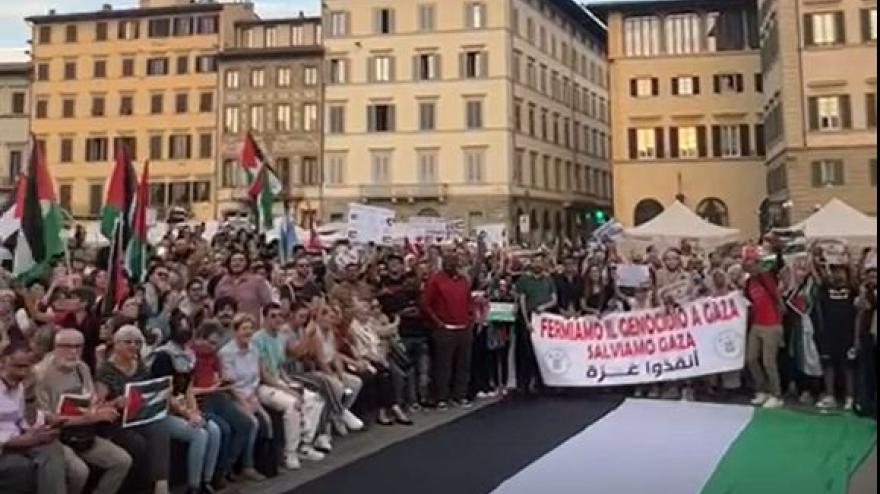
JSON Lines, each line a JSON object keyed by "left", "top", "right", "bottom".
{"left": 592, "top": 219, "right": 623, "bottom": 242}
{"left": 407, "top": 216, "right": 448, "bottom": 243}
{"left": 614, "top": 264, "right": 651, "bottom": 288}
{"left": 487, "top": 302, "right": 517, "bottom": 323}
{"left": 122, "top": 376, "right": 172, "bottom": 428}
{"left": 346, "top": 203, "right": 395, "bottom": 244}
{"left": 56, "top": 394, "right": 92, "bottom": 418}
{"left": 475, "top": 224, "right": 508, "bottom": 248}
{"left": 530, "top": 293, "right": 748, "bottom": 386}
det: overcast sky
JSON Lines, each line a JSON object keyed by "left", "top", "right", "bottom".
{"left": 0, "top": 1, "right": 611, "bottom": 61}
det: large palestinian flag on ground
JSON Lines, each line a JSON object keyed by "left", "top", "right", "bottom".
{"left": 12, "top": 136, "right": 64, "bottom": 281}
{"left": 122, "top": 376, "right": 171, "bottom": 428}
{"left": 241, "top": 131, "right": 283, "bottom": 232}
{"left": 100, "top": 141, "right": 137, "bottom": 240}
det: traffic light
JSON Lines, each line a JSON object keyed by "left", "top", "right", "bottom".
{"left": 593, "top": 209, "right": 607, "bottom": 225}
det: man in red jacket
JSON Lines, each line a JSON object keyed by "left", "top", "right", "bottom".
{"left": 743, "top": 247, "right": 785, "bottom": 409}
{"left": 421, "top": 253, "right": 475, "bottom": 409}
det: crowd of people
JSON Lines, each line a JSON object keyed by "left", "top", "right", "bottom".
{"left": 0, "top": 221, "right": 876, "bottom": 494}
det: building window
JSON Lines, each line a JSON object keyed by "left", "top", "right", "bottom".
{"left": 290, "top": 25, "right": 304, "bottom": 45}
{"left": 326, "top": 154, "right": 346, "bottom": 185}
{"left": 867, "top": 93, "right": 877, "bottom": 128}
{"left": 149, "top": 135, "right": 163, "bottom": 160}
{"left": 374, "top": 8, "right": 395, "bottom": 34}
{"left": 461, "top": 51, "right": 488, "bottom": 79}
{"left": 61, "top": 98, "right": 74, "bottom": 118}
{"left": 714, "top": 73, "right": 744, "bottom": 93}
{"left": 264, "top": 26, "right": 277, "bottom": 47}
{"left": 89, "top": 184, "right": 103, "bottom": 217}
{"left": 415, "top": 53, "right": 440, "bottom": 81}
{"left": 464, "top": 148, "right": 485, "bottom": 183}
{"left": 85, "top": 137, "right": 108, "bottom": 162}
{"left": 120, "top": 95, "right": 134, "bottom": 116}
{"left": 170, "top": 183, "right": 190, "bottom": 205}
{"left": 176, "top": 55, "right": 188, "bottom": 74}
{"left": 35, "top": 99, "right": 48, "bottom": 119}
{"left": 198, "top": 134, "right": 212, "bottom": 159}
{"left": 225, "top": 70, "right": 240, "bottom": 90}
{"left": 276, "top": 104, "right": 292, "bottom": 132}
{"left": 678, "top": 127, "right": 699, "bottom": 158}
{"left": 199, "top": 92, "right": 213, "bottom": 113}
{"left": 65, "top": 25, "right": 77, "bottom": 43}
{"left": 192, "top": 181, "right": 210, "bottom": 203}
{"left": 303, "top": 103, "right": 318, "bottom": 131}
{"left": 172, "top": 17, "right": 192, "bottom": 36}
{"left": 328, "top": 105, "right": 345, "bottom": 134}
{"left": 113, "top": 137, "right": 137, "bottom": 160}
{"left": 631, "top": 77, "right": 658, "bottom": 97}
{"left": 148, "top": 18, "right": 171, "bottom": 38}
{"left": 370, "top": 56, "right": 393, "bottom": 82}
{"left": 175, "top": 93, "right": 188, "bottom": 114}
{"left": 863, "top": 8, "right": 878, "bottom": 42}
{"left": 250, "top": 105, "right": 265, "bottom": 132}
{"left": 697, "top": 198, "right": 729, "bottom": 226}
{"left": 371, "top": 151, "right": 392, "bottom": 183}
{"left": 417, "top": 101, "right": 436, "bottom": 131}
{"left": 417, "top": 149, "right": 438, "bottom": 183}
{"left": 634, "top": 199, "right": 664, "bottom": 225}
{"left": 303, "top": 66, "right": 318, "bottom": 86}
{"left": 197, "top": 15, "right": 218, "bottom": 34}
{"left": 301, "top": 157, "right": 319, "bottom": 186}
{"left": 150, "top": 183, "right": 167, "bottom": 207}
{"left": 9, "top": 92, "right": 25, "bottom": 115}
{"left": 465, "top": 2, "right": 487, "bottom": 29}
{"left": 221, "top": 160, "right": 241, "bottom": 187}
{"left": 93, "top": 60, "right": 107, "bottom": 78}
{"left": 277, "top": 67, "right": 291, "bottom": 87}
{"left": 465, "top": 100, "right": 483, "bottom": 129}
{"left": 633, "top": 128, "right": 656, "bottom": 159}
{"left": 195, "top": 55, "right": 216, "bottom": 73}
{"left": 673, "top": 76, "right": 699, "bottom": 96}
{"left": 118, "top": 21, "right": 139, "bottom": 40}
{"left": 36, "top": 63, "right": 49, "bottom": 81}
{"left": 122, "top": 58, "right": 134, "bottom": 77}
{"left": 665, "top": 13, "right": 701, "bottom": 54}
{"left": 224, "top": 106, "right": 239, "bottom": 133}
{"left": 367, "top": 104, "right": 395, "bottom": 132}
{"left": 811, "top": 159, "right": 844, "bottom": 186}
{"left": 329, "top": 59, "right": 347, "bottom": 84}
{"left": 810, "top": 95, "right": 850, "bottom": 131}
{"left": 718, "top": 125, "right": 741, "bottom": 157}
{"left": 624, "top": 16, "right": 661, "bottom": 56}
{"left": 90, "top": 96, "right": 104, "bottom": 117}
{"left": 38, "top": 26, "right": 51, "bottom": 44}
{"left": 418, "top": 4, "right": 436, "bottom": 32}
{"left": 329, "top": 11, "right": 349, "bottom": 37}
{"left": 807, "top": 12, "right": 844, "bottom": 46}
{"left": 59, "top": 139, "right": 73, "bottom": 163}
{"left": 149, "top": 93, "right": 164, "bottom": 114}
{"left": 64, "top": 62, "right": 76, "bottom": 80}
{"left": 250, "top": 69, "right": 265, "bottom": 88}
{"left": 168, "top": 134, "right": 191, "bottom": 159}
{"left": 8, "top": 150, "right": 22, "bottom": 179}
{"left": 95, "top": 22, "right": 108, "bottom": 41}
{"left": 147, "top": 57, "right": 168, "bottom": 76}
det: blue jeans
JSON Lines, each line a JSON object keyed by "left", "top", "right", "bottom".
{"left": 165, "top": 415, "right": 221, "bottom": 489}
{"left": 200, "top": 392, "right": 258, "bottom": 471}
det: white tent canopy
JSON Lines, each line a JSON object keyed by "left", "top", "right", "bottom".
{"left": 622, "top": 201, "right": 741, "bottom": 248}
{"left": 791, "top": 198, "right": 877, "bottom": 246}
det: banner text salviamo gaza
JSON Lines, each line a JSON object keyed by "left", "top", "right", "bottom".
{"left": 536, "top": 297, "right": 742, "bottom": 360}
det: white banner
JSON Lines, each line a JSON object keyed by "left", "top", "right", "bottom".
{"left": 407, "top": 216, "right": 448, "bottom": 243}
{"left": 474, "top": 223, "right": 508, "bottom": 248}
{"left": 346, "top": 203, "right": 395, "bottom": 244}
{"left": 530, "top": 293, "right": 748, "bottom": 386}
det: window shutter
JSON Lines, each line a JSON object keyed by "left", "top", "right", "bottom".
{"left": 867, "top": 93, "right": 876, "bottom": 128}
{"left": 671, "top": 77, "right": 679, "bottom": 96}
{"left": 373, "top": 8, "right": 380, "bottom": 33}
{"left": 480, "top": 52, "right": 489, "bottom": 78}
{"left": 811, "top": 161, "right": 822, "bottom": 187}
{"left": 388, "top": 105, "right": 396, "bottom": 131}
{"left": 754, "top": 73, "right": 763, "bottom": 93}
{"left": 735, "top": 74, "right": 744, "bottom": 92}
{"left": 367, "top": 57, "right": 375, "bottom": 83}
{"left": 434, "top": 54, "right": 442, "bottom": 79}
{"left": 697, "top": 126, "right": 708, "bottom": 157}
{"left": 834, "top": 12, "right": 846, "bottom": 44}
{"left": 630, "top": 79, "right": 637, "bottom": 97}
{"left": 804, "top": 14, "right": 815, "bottom": 46}
{"left": 388, "top": 57, "right": 396, "bottom": 81}
{"left": 834, "top": 160, "right": 844, "bottom": 184}
{"left": 413, "top": 55, "right": 420, "bottom": 80}
{"left": 808, "top": 97, "right": 819, "bottom": 130}
{"left": 693, "top": 76, "right": 700, "bottom": 94}
{"left": 655, "top": 127, "right": 665, "bottom": 158}
{"left": 345, "top": 12, "right": 351, "bottom": 35}
{"left": 670, "top": 127, "right": 679, "bottom": 158}
{"left": 367, "top": 106, "right": 375, "bottom": 132}
{"left": 713, "top": 74, "right": 720, "bottom": 93}
{"left": 862, "top": 9, "right": 871, "bottom": 42}
{"left": 459, "top": 53, "right": 466, "bottom": 78}
{"left": 740, "top": 124, "right": 751, "bottom": 156}
{"left": 628, "top": 128, "right": 637, "bottom": 160}
{"left": 839, "top": 95, "right": 852, "bottom": 128}
{"left": 712, "top": 125, "right": 722, "bottom": 157}
{"left": 389, "top": 9, "right": 396, "bottom": 33}
{"left": 652, "top": 77, "right": 659, "bottom": 96}
{"left": 755, "top": 124, "right": 766, "bottom": 156}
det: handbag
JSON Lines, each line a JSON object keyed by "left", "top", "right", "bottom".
{"left": 59, "top": 367, "right": 97, "bottom": 453}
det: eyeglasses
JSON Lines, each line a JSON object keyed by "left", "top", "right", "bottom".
{"left": 56, "top": 343, "right": 83, "bottom": 349}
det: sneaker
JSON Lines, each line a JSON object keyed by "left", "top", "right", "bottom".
{"left": 476, "top": 391, "right": 489, "bottom": 399}
{"left": 341, "top": 410, "right": 364, "bottom": 431}
{"left": 283, "top": 456, "right": 301, "bottom": 470}
{"left": 241, "top": 468, "right": 266, "bottom": 481}
{"left": 762, "top": 396, "right": 784, "bottom": 409}
{"left": 798, "top": 391, "right": 814, "bottom": 406}
{"left": 843, "top": 397, "right": 854, "bottom": 411}
{"left": 816, "top": 395, "right": 838, "bottom": 410}
{"left": 437, "top": 401, "right": 449, "bottom": 411}
{"left": 681, "top": 388, "right": 696, "bottom": 402}
{"left": 457, "top": 399, "right": 474, "bottom": 408}
{"left": 315, "top": 434, "right": 333, "bottom": 453}
{"left": 750, "top": 392, "right": 770, "bottom": 406}
{"left": 298, "top": 445, "right": 325, "bottom": 462}
{"left": 408, "top": 403, "right": 422, "bottom": 413}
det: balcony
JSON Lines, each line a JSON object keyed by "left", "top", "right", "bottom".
{"left": 359, "top": 183, "right": 448, "bottom": 202}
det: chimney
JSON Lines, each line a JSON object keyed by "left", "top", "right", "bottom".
{"left": 299, "top": 11, "right": 305, "bottom": 18}
{"left": 102, "top": 4, "right": 112, "bottom": 11}
{"left": 48, "top": 9, "right": 56, "bottom": 15}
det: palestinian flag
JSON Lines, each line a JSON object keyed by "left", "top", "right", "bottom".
{"left": 490, "top": 399, "right": 876, "bottom": 494}
{"left": 56, "top": 394, "right": 92, "bottom": 418}
{"left": 278, "top": 201, "right": 297, "bottom": 263}
{"left": 101, "top": 218, "right": 127, "bottom": 317}
{"left": 12, "top": 135, "right": 64, "bottom": 282}
{"left": 122, "top": 376, "right": 171, "bottom": 429}
{"left": 241, "top": 131, "right": 283, "bottom": 232}
{"left": 125, "top": 161, "right": 149, "bottom": 284}
{"left": 100, "top": 141, "right": 137, "bottom": 240}
{"left": 0, "top": 174, "right": 22, "bottom": 240}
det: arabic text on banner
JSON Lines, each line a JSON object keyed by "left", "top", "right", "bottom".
{"left": 530, "top": 293, "right": 748, "bottom": 386}
{"left": 346, "top": 203, "right": 395, "bottom": 244}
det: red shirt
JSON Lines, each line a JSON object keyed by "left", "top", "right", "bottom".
{"left": 746, "top": 273, "right": 782, "bottom": 326}
{"left": 190, "top": 339, "right": 221, "bottom": 388}
{"left": 420, "top": 271, "right": 474, "bottom": 328}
